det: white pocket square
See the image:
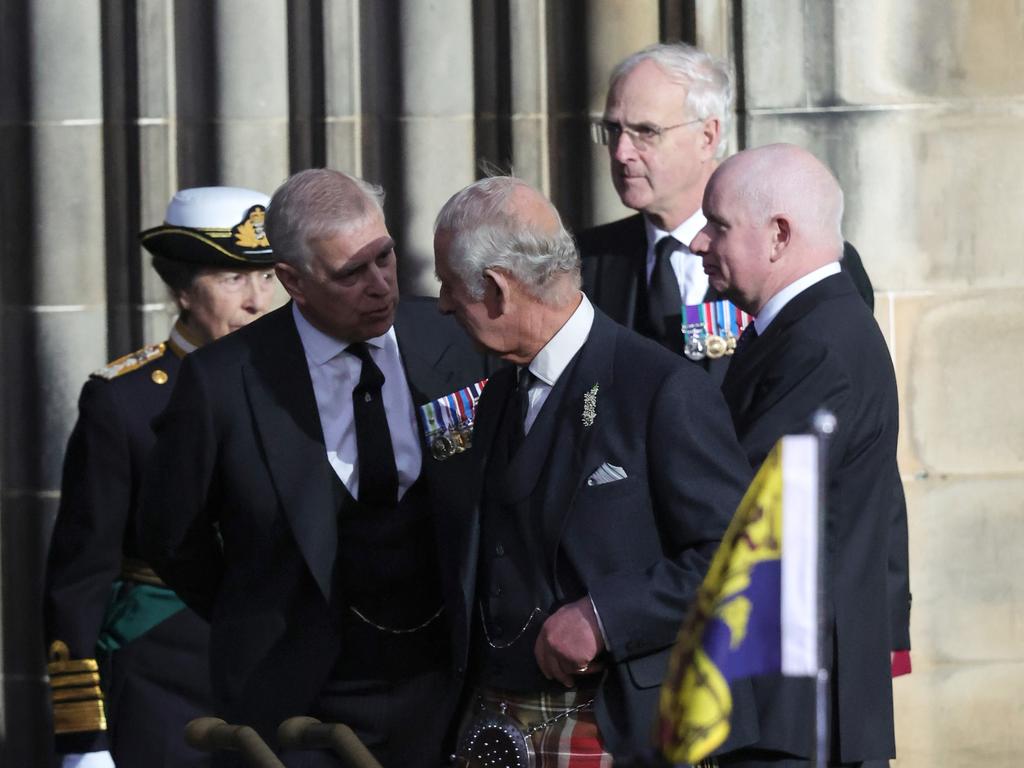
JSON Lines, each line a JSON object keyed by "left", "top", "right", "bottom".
{"left": 586, "top": 462, "right": 628, "bottom": 486}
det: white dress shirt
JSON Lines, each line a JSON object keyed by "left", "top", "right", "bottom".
{"left": 519, "top": 293, "right": 595, "bottom": 434}
{"left": 291, "top": 303, "right": 422, "bottom": 500}
{"left": 754, "top": 262, "right": 841, "bottom": 334}
{"left": 644, "top": 209, "right": 710, "bottom": 305}
{"left": 515, "top": 294, "right": 608, "bottom": 640}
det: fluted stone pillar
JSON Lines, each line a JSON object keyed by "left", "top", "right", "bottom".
{"left": 577, "top": 0, "right": 660, "bottom": 229}
{"left": 395, "top": 0, "right": 476, "bottom": 293}
{"left": 323, "top": 0, "right": 363, "bottom": 176}
{"left": 506, "top": 0, "right": 551, "bottom": 194}
{"left": 0, "top": 2, "right": 107, "bottom": 763}
{"left": 211, "top": 0, "right": 290, "bottom": 194}
{"left": 136, "top": 0, "right": 181, "bottom": 345}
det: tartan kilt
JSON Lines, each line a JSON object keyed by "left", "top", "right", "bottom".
{"left": 457, "top": 685, "right": 613, "bottom": 768}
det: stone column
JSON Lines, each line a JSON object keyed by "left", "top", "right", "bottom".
{"left": 393, "top": 0, "right": 476, "bottom": 294}
{"left": 573, "top": 0, "right": 660, "bottom": 230}
{"left": 175, "top": 0, "right": 290, "bottom": 195}
{"left": 0, "top": 2, "right": 107, "bottom": 763}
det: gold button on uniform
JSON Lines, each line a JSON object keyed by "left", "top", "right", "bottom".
{"left": 151, "top": 369, "right": 169, "bottom": 385}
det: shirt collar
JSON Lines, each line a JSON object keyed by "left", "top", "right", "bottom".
{"left": 169, "top": 317, "right": 199, "bottom": 356}
{"left": 644, "top": 208, "right": 708, "bottom": 253}
{"left": 525, "top": 293, "right": 595, "bottom": 386}
{"left": 755, "top": 262, "right": 841, "bottom": 334}
{"left": 291, "top": 301, "right": 392, "bottom": 366}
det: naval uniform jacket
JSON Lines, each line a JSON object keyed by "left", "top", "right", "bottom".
{"left": 720, "top": 272, "right": 910, "bottom": 762}
{"left": 139, "top": 298, "right": 487, "bottom": 743}
{"left": 444, "top": 308, "right": 753, "bottom": 763}
{"left": 43, "top": 339, "right": 213, "bottom": 765}
{"left": 578, "top": 214, "right": 875, "bottom": 385}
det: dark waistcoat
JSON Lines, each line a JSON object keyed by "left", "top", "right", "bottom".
{"left": 474, "top": 358, "right": 586, "bottom": 692}
{"left": 329, "top": 471, "right": 447, "bottom": 678}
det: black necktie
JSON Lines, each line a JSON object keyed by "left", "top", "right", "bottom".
{"left": 509, "top": 366, "right": 534, "bottom": 456}
{"left": 346, "top": 342, "right": 398, "bottom": 507}
{"left": 732, "top": 323, "right": 759, "bottom": 361}
{"left": 647, "top": 236, "right": 683, "bottom": 342}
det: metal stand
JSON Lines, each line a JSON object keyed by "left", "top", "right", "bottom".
{"left": 811, "top": 410, "right": 836, "bottom": 768}
{"left": 185, "top": 717, "right": 286, "bottom": 768}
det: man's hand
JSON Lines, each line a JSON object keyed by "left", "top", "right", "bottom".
{"left": 534, "top": 596, "right": 606, "bottom": 687}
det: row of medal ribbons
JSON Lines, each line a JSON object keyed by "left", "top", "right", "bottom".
{"left": 683, "top": 300, "right": 754, "bottom": 361}
{"left": 419, "top": 379, "right": 489, "bottom": 461}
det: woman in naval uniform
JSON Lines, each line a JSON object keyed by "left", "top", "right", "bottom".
{"left": 43, "top": 187, "right": 278, "bottom": 768}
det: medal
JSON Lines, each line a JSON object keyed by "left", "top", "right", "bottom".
{"left": 706, "top": 335, "right": 728, "bottom": 358}
{"left": 685, "top": 301, "right": 756, "bottom": 361}
{"left": 683, "top": 304, "right": 707, "bottom": 361}
{"left": 704, "top": 301, "right": 726, "bottom": 358}
{"left": 419, "top": 379, "right": 488, "bottom": 460}
{"left": 430, "top": 434, "right": 456, "bottom": 460}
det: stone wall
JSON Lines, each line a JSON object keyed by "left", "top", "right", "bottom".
{"left": 1, "top": 1, "right": 1020, "bottom": 764}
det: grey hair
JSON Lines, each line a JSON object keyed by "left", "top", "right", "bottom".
{"left": 609, "top": 42, "right": 734, "bottom": 158}
{"left": 434, "top": 176, "right": 581, "bottom": 306}
{"left": 265, "top": 168, "right": 385, "bottom": 272}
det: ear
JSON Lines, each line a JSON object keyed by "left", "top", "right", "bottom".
{"left": 482, "top": 268, "right": 512, "bottom": 316}
{"left": 275, "top": 263, "right": 306, "bottom": 304}
{"left": 175, "top": 287, "right": 193, "bottom": 312}
{"left": 768, "top": 215, "right": 791, "bottom": 262}
{"left": 699, "top": 117, "right": 721, "bottom": 159}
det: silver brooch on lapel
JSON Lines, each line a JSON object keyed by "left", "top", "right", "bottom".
{"left": 582, "top": 383, "right": 599, "bottom": 428}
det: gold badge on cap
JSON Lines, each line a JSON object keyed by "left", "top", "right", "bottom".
{"left": 233, "top": 205, "right": 270, "bottom": 249}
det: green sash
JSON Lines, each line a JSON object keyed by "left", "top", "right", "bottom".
{"left": 96, "top": 580, "right": 187, "bottom": 655}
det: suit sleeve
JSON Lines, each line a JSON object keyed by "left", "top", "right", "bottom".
{"left": 733, "top": 339, "right": 910, "bottom": 650}
{"left": 139, "top": 354, "right": 224, "bottom": 620}
{"left": 888, "top": 469, "right": 912, "bottom": 651}
{"left": 43, "top": 379, "right": 129, "bottom": 753}
{"left": 589, "top": 367, "right": 753, "bottom": 661}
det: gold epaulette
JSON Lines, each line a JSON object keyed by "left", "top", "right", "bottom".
{"left": 91, "top": 342, "right": 166, "bottom": 380}
{"left": 47, "top": 641, "right": 106, "bottom": 734}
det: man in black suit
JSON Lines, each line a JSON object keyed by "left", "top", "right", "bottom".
{"left": 140, "top": 169, "right": 487, "bottom": 767}
{"left": 578, "top": 43, "right": 874, "bottom": 383}
{"left": 432, "top": 176, "right": 752, "bottom": 765}
{"left": 690, "top": 144, "right": 911, "bottom": 767}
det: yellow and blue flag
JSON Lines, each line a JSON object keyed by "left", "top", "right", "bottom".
{"left": 658, "top": 436, "right": 820, "bottom": 764}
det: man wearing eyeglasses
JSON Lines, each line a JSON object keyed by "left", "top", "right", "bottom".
{"left": 579, "top": 42, "right": 874, "bottom": 382}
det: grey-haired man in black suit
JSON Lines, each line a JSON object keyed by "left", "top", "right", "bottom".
{"left": 578, "top": 43, "right": 874, "bottom": 385}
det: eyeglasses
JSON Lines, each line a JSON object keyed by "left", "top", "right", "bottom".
{"left": 590, "top": 118, "right": 702, "bottom": 150}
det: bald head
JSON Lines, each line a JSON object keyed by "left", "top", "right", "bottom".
{"left": 690, "top": 143, "right": 845, "bottom": 314}
{"left": 433, "top": 176, "right": 580, "bottom": 306}
{"left": 715, "top": 143, "right": 844, "bottom": 253}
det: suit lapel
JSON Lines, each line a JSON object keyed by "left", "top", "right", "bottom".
{"left": 592, "top": 215, "right": 645, "bottom": 328}
{"left": 722, "top": 273, "right": 854, "bottom": 417}
{"left": 452, "top": 366, "right": 512, "bottom": 616}
{"left": 242, "top": 305, "right": 338, "bottom": 604}
{"left": 537, "top": 312, "right": 617, "bottom": 562}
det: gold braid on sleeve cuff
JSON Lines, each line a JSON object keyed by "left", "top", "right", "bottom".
{"left": 47, "top": 641, "right": 107, "bottom": 734}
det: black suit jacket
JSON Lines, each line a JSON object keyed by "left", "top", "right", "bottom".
{"left": 444, "top": 308, "right": 753, "bottom": 763}
{"left": 720, "top": 273, "right": 910, "bottom": 762}
{"left": 578, "top": 215, "right": 875, "bottom": 385}
{"left": 139, "top": 298, "right": 487, "bottom": 740}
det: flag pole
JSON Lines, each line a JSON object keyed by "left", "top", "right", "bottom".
{"left": 811, "top": 409, "right": 836, "bottom": 768}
